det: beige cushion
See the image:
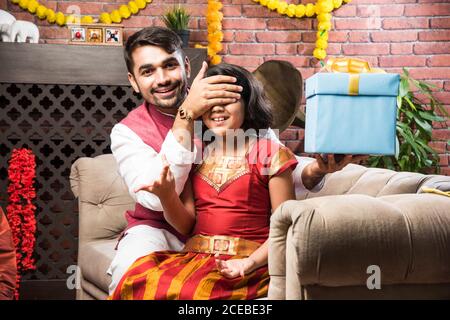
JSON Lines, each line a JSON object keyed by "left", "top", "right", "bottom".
{"left": 78, "top": 239, "right": 117, "bottom": 293}
{"left": 301, "top": 164, "right": 447, "bottom": 199}
{"left": 70, "top": 155, "right": 132, "bottom": 243}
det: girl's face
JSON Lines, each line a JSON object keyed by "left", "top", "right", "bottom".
{"left": 202, "top": 100, "right": 245, "bottom": 137}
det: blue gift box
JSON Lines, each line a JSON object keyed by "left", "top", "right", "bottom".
{"left": 304, "top": 72, "right": 400, "bottom": 155}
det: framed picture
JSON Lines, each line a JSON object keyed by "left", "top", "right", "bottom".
{"left": 70, "top": 27, "right": 86, "bottom": 42}
{"left": 68, "top": 24, "right": 123, "bottom": 46}
{"left": 105, "top": 28, "right": 122, "bottom": 45}
{"left": 87, "top": 28, "right": 102, "bottom": 44}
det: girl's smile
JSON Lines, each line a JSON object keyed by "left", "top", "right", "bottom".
{"left": 202, "top": 101, "right": 245, "bottom": 136}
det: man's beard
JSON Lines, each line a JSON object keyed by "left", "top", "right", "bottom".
{"left": 149, "top": 80, "right": 187, "bottom": 110}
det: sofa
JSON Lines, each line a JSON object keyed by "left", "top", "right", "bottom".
{"left": 269, "top": 163, "right": 450, "bottom": 299}
{"left": 70, "top": 154, "right": 450, "bottom": 300}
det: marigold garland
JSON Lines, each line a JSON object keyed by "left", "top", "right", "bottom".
{"left": 253, "top": 0, "right": 351, "bottom": 60}
{"left": 10, "top": 0, "right": 153, "bottom": 26}
{"left": 11, "top": 0, "right": 351, "bottom": 61}
{"left": 6, "top": 148, "right": 37, "bottom": 299}
{"left": 206, "top": 0, "right": 223, "bottom": 65}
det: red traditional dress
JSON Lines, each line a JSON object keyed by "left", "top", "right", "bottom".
{"left": 110, "top": 138, "right": 298, "bottom": 300}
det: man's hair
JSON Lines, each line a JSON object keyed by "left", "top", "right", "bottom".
{"left": 205, "top": 63, "right": 273, "bottom": 131}
{"left": 124, "top": 27, "right": 184, "bottom": 75}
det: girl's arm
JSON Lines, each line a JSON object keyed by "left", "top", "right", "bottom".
{"left": 134, "top": 157, "right": 196, "bottom": 236}
{"left": 216, "top": 168, "right": 295, "bottom": 278}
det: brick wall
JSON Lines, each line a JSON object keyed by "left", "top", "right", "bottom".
{"left": 1, "top": 0, "right": 449, "bottom": 174}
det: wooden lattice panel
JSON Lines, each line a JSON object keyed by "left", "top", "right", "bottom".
{"left": 0, "top": 83, "right": 141, "bottom": 280}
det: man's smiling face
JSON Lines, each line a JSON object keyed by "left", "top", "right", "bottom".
{"left": 128, "top": 45, "right": 190, "bottom": 114}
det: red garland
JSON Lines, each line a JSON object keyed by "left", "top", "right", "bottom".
{"left": 6, "top": 148, "right": 37, "bottom": 299}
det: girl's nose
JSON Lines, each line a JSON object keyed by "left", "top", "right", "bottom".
{"left": 211, "top": 105, "right": 225, "bottom": 113}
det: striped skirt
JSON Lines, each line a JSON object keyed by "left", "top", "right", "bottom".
{"left": 110, "top": 251, "right": 269, "bottom": 300}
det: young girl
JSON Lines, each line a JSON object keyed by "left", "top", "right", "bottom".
{"left": 110, "top": 63, "right": 298, "bottom": 300}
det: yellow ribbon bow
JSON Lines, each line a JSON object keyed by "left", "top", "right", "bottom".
{"left": 324, "top": 57, "right": 385, "bottom": 95}
{"left": 421, "top": 186, "right": 450, "bottom": 198}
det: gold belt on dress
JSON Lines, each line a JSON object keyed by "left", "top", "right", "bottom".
{"left": 182, "top": 234, "right": 261, "bottom": 256}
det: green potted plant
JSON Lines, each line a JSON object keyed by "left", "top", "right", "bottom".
{"left": 367, "top": 68, "right": 448, "bottom": 174}
{"left": 160, "top": 5, "right": 191, "bottom": 48}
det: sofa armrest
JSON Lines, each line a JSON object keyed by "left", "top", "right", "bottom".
{"left": 269, "top": 193, "right": 450, "bottom": 299}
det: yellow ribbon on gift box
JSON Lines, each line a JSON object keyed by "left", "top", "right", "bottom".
{"left": 324, "top": 57, "right": 385, "bottom": 95}
{"left": 421, "top": 186, "right": 450, "bottom": 198}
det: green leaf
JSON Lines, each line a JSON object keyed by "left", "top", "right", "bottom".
{"left": 402, "top": 68, "right": 410, "bottom": 77}
{"left": 404, "top": 96, "right": 417, "bottom": 111}
{"left": 414, "top": 117, "right": 433, "bottom": 134}
{"left": 394, "top": 136, "right": 400, "bottom": 160}
{"left": 418, "top": 111, "right": 445, "bottom": 122}
{"left": 398, "top": 77, "right": 409, "bottom": 98}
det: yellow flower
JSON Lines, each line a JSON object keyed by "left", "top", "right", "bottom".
{"left": 286, "top": 4, "right": 296, "bottom": 17}
{"left": 305, "top": 3, "right": 316, "bottom": 17}
{"left": 295, "top": 4, "right": 306, "bottom": 18}
{"left": 317, "top": 30, "right": 329, "bottom": 41}
{"left": 333, "top": 0, "right": 343, "bottom": 9}
{"left": 211, "top": 55, "right": 221, "bottom": 65}
{"left": 135, "top": 0, "right": 146, "bottom": 10}
{"left": 207, "top": 46, "right": 216, "bottom": 57}
{"left": 27, "top": 0, "right": 39, "bottom": 14}
{"left": 46, "top": 8, "right": 56, "bottom": 23}
{"left": 266, "top": 0, "right": 278, "bottom": 11}
{"left": 208, "top": 21, "right": 222, "bottom": 33}
{"left": 100, "top": 12, "right": 112, "bottom": 24}
{"left": 119, "top": 4, "right": 131, "bottom": 19}
{"left": 19, "top": 0, "right": 29, "bottom": 10}
{"left": 208, "top": 1, "right": 223, "bottom": 11}
{"left": 313, "top": 48, "right": 327, "bottom": 60}
{"left": 66, "top": 15, "right": 81, "bottom": 25}
{"left": 110, "top": 10, "right": 122, "bottom": 23}
{"left": 195, "top": 44, "right": 207, "bottom": 49}
{"left": 260, "top": 0, "right": 269, "bottom": 6}
{"left": 208, "top": 31, "right": 224, "bottom": 43}
{"left": 318, "top": 20, "right": 332, "bottom": 31}
{"left": 343, "top": 0, "right": 352, "bottom": 3}
{"left": 36, "top": 5, "right": 47, "bottom": 19}
{"left": 55, "top": 12, "right": 66, "bottom": 26}
{"left": 317, "top": 13, "right": 332, "bottom": 23}
{"left": 81, "top": 15, "right": 94, "bottom": 24}
{"left": 316, "top": 38, "right": 328, "bottom": 49}
{"left": 317, "top": 0, "right": 334, "bottom": 13}
{"left": 128, "top": 1, "right": 139, "bottom": 14}
{"left": 145, "top": 0, "right": 153, "bottom": 3}
{"left": 210, "top": 41, "right": 223, "bottom": 53}
{"left": 206, "top": 11, "right": 223, "bottom": 23}
{"left": 277, "top": 1, "right": 288, "bottom": 15}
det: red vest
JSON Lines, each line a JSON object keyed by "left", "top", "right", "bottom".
{"left": 120, "top": 102, "right": 188, "bottom": 243}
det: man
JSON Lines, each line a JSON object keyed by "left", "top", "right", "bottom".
{"left": 108, "top": 26, "right": 365, "bottom": 295}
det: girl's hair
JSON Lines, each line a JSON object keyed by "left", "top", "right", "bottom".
{"left": 205, "top": 63, "right": 273, "bottom": 131}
